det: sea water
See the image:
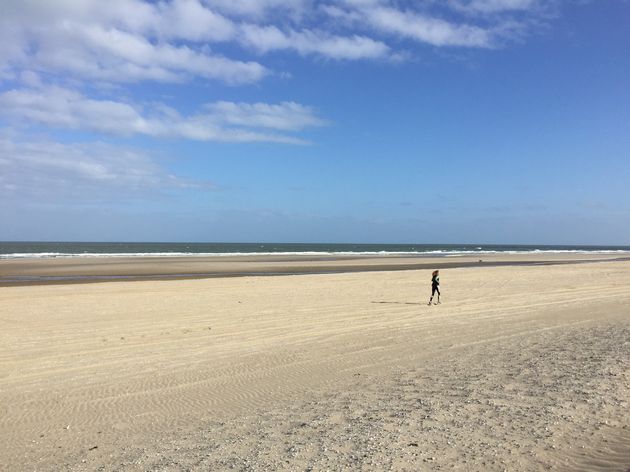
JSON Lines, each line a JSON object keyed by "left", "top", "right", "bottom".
{"left": 1, "top": 241, "right": 629, "bottom": 259}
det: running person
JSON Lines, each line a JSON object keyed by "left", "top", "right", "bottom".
{"left": 428, "top": 270, "right": 440, "bottom": 305}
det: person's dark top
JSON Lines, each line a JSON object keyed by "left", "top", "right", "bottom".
{"left": 432, "top": 275, "right": 439, "bottom": 287}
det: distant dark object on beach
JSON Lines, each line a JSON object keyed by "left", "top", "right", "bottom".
{"left": 479, "top": 259, "right": 483, "bottom": 263}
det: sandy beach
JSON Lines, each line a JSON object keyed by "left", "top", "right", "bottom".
{"left": 1, "top": 255, "right": 629, "bottom": 471}
{"left": 1, "top": 252, "right": 627, "bottom": 284}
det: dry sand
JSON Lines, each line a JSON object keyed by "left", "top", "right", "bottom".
{"left": 1, "top": 256, "right": 629, "bottom": 471}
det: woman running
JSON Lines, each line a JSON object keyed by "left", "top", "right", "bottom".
{"left": 428, "top": 270, "right": 441, "bottom": 305}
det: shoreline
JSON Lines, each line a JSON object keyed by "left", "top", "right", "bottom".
{"left": 2, "top": 253, "right": 629, "bottom": 286}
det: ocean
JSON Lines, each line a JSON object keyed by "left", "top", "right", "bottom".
{"left": 1, "top": 241, "right": 629, "bottom": 259}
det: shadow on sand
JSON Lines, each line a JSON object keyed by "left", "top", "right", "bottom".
{"left": 371, "top": 301, "right": 424, "bottom": 306}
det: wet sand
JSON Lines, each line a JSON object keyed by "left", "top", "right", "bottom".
{"left": 1, "top": 252, "right": 627, "bottom": 285}
{"left": 1, "top": 255, "right": 629, "bottom": 471}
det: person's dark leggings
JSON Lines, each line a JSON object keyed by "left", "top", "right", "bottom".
{"left": 432, "top": 285, "right": 440, "bottom": 297}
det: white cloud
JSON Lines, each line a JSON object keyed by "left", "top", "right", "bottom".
{"left": 152, "top": 0, "right": 237, "bottom": 41}
{"left": 204, "top": 0, "right": 312, "bottom": 21}
{"left": 0, "top": 131, "right": 210, "bottom": 202}
{"left": 0, "top": 0, "right": 393, "bottom": 88}
{"left": 0, "top": 86, "right": 327, "bottom": 144}
{"left": 0, "top": 87, "right": 151, "bottom": 135}
{"left": 0, "top": 0, "right": 571, "bottom": 153}
{"left": 239, "top": 24, "right": 390, "bottom": 59}
{"left": 204, "top": 101, "right": 328, "bottom": 131}
{"left": 19, "top": 71, "right": 43, "bottom": 88}
{"left": 0, "top": 0, "right": 560, "bottom": 89}
{"left": 449, "top": 0, "right": 541, "bottom": 14}
{"left": 365, "top": 6, "right": 493, "bottom": 47}
{"left": 0, "top": 0, "right": 264, "bottom": 85}
{"left": 329, "top": 1, "right": 495, "bottom": 48}
{"left": 59, "top": 24, "right": 264, "bottom": 84}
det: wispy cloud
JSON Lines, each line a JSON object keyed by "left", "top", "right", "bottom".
{"left": 0, "top": 4, "right": 265, "bottom": 85}
{"left": 326, "top": 0, "right": 532, "bottom": 48}
{"left": 449, "top": 0, "right": 542, "bottom": 15}
{"left": 239, "top": 24, "right": 390, "bottom": 59}
{"left": 0, "top": 0, "right": 569, "bottom": 150}
{"left": 0, "top": 0, "right": 388, "bottom": 88}
{"left": 203, "top": 101, "right": 329, "bottom": 131}
{"left": 204, "top": 0, "right": 312, "bottom": 21}
{"left": 0, "top": 86, "right": 327, "bottom": 144}
{"left": 0, "top": 0, "right": 561, "bottom": 89}
{"left": 360, "top": 5, "right": 493, "bottom": 47}
{"left": 0, "top": 130, "right": 211, "bottom": 202}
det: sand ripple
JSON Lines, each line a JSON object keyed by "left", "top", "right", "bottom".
{"left": 1, "top": 260, "right": 629, "bottom": 471}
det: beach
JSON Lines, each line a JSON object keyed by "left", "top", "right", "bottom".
{"left": 1, "top": 254, "right": 629, "bottom": 471}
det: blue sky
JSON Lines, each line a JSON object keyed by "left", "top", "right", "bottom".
{"left": 1, "top": 0, "right": 629, "bottom": 244}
